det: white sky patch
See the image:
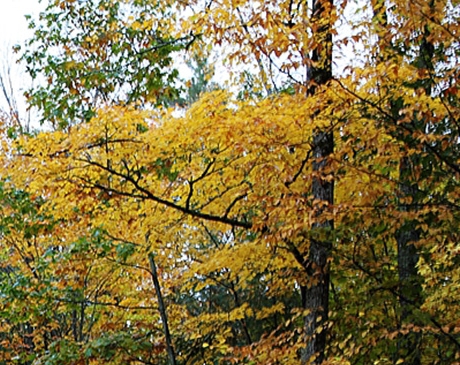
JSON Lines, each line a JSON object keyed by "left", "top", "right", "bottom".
{"left": 0, "top": 0, "right": 43, "bottom": 46}
{"left": 0, "top": 0, "right": 44, "bottom": 130}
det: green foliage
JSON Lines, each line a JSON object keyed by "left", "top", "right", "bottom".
{"left": 21, "top": 0, "right": 187, "bottom": 129}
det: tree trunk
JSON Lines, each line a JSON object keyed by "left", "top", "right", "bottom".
{"left": 301, "top": 0, "right": 333, "bottom": 363}
{"left": 396, "top": 158, "right": 422, "bottom": 365}
{"left": 148, "top": 252, "right": 177, "bottom": 365}
{"left": 302, "top": 133, "right": 334, "bottom": 365}
{"left": 396, "top": 3, "right": 434, "bottom": 363}
{"left": 370, "top": 2, "right": 432, "bottom": 363}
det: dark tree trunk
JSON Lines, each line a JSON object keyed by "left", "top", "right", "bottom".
{"left": 149, "top": 252, "right": 177, "bottom": 365}
{"left": 396, "top": 3, "right": 434, "bottom": 363}
{"left": 370, "top": 2, "right": 432, "bottom": 363}
{"left": 301, "top": 0, "right": 333, "bottom": 363}
{"left": 302, "top": 133, "right": 334, "bottom": 365}
{"left": 396, "top": 158, "right": 422, "bottom": 365}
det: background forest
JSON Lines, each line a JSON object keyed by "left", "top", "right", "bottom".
{"left": 0, "top": 0, "right": 459, "bottom": 364}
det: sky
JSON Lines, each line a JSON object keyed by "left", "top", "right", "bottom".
{"left": 0, "top": 0, "right": 44, "bottom": 129}
{"left": 0, "top": 0, "right": 42, "bottom": 46}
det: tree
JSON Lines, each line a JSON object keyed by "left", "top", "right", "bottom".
{"left": 21, "top": 0, "right": 190, "bottom": 129}
{"left": 357, "top": 1, "right": 460, "bottom": 363}
{"left": 301, "top": 0, "right": 334, "bottom": 363}
{"left": 0, "top": 46, "right": 34, "bottom": 135}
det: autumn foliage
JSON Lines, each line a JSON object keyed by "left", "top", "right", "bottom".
{"left": 0, "top": 0, "right": 459, "bottom": 364}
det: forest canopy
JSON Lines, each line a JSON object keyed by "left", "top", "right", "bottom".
{"left": 0, "top": 0, "right": 459, "bottom": 364}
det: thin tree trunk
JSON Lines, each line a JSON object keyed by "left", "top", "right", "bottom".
{"left": 148, "top": 252, "right": 177, "bottom": 365}
{"left": 396, "top": 159, "right": 422, "bottom": 365}
{"left": 369, "top": 2, "right": 428, "bottom": 363}
{"left": 301, "top": 0, "right": 333, "bottom": 363}
{"left": 396, "top": 3, "right": 434, "bottom": 363}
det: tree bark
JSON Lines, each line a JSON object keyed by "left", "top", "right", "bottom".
{"left": 148, "top": 252, "right": 177, "bottom": 365}
{"left": 302, "top": 133, "right": 334, "bottom": 365}
{"left": 396, "top": 158, "right": 422, "bottom": 365}
{"left": 369, "top": 2, "right": 430, "bottom": 363}
{"left": 301, "top": 0, "right": 333, "bottom": 363}
{"left": 396, "top": 3, "right": 434, "bottom": 363}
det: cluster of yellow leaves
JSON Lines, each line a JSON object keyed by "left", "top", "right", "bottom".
{"left": 3, "top": 61, "right": 460, "bottom": 360}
